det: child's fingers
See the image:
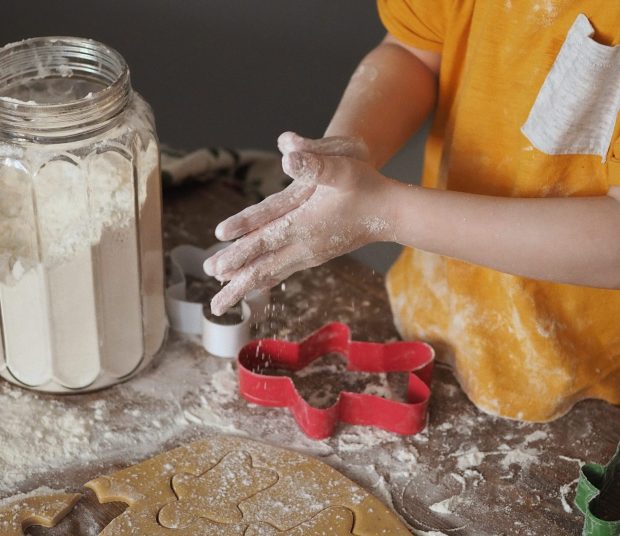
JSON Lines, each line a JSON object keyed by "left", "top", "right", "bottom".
{"left": 213, "top": 268, "right": 239, "bottom": 283}
{"left": 204, "top": 244, "right": 231, "bottom": 275}
{"left": 214, "top": 181, "right": 315, "bottom": 241}
{"left": 210, "top": 246, "right": 304, "bottom": 316}
{"left": 206, "top": 216, "right": 294, "bottom": 276}
{"left": 282, "top": 151, "right": 360, "bottom": 189}
{"left": 278, "top": 131, "right": 370, "bottom": 162}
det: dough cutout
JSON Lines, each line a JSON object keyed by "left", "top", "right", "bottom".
{"left": 245, "top": 506, "right": 356, "bottom": 535}
{"left": 158, "top": 450, "right": 279, "bottom": 528}
{"left": 0, "top": 491, "right": 80, "bottom": 535}
{"left": 86, "top": 435, "right": 410, "bottom": 535}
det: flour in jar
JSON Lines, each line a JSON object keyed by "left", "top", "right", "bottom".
{"left": 0, "top": 96, "right": 167, "bottom": 391}
{"left": 0, "top": 128, "right": 154, "bottom": 280}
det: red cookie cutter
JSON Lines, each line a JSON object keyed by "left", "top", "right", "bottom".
{"left": 237, "top": 322, "right": 435, "bottom": 440}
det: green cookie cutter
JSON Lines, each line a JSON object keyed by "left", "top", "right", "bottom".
{"left": 575, "top": 442, "right": 620, "bottom": 536}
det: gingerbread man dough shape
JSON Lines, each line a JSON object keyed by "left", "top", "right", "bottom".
{"left": 158, "top": 450, "right": 278, "bottom": 528}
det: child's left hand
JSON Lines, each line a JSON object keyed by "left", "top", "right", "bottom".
{"left": 204, "top": 132, "right": 398, "bottom": 316}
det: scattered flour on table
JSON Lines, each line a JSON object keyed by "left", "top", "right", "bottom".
{"left": 559, "top": 478, "right": 579, "bottom": 513}
{"left": 454, "top": 446, "right": 487, "bottom": 470}
{"left": 524, "top": 430, "right": 548, "bottom": 444}
{"left": 436, "top": 422, "right": 454, "bottom": 432}
{"left": 498, "top": 443, "right": 541, "bottom": 470}
{"left": 0, "top": 339, "right": 204, "bottom": 493}
{"left": 452, "top": 443, "right": 542, "bottom": 472}
{"left": 0, "top": 342, "right": 553, "bottom": 536}
{"left": 559, "top": 454, "right": 585, "bottom": 466}
{"left": 429, "top": 495, "right": 461, "bottom": 515}
{"left": 0, "top": 486, "right": 64, "bottom": 507}
{"left": 0, "top": 274, "right": 561, "bottom": 536}
{"left": 1, "top": 336, "right": 394, "bottom": 497}
{"left": 557, "top": 455, "right": 584, "bottom": 514}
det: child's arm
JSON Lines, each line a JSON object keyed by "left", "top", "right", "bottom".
{"left": 387, "top": 182, "right": 620, "bottom": 290}
{"left": 323, "top": 34, "right": 439, "bottom": 169}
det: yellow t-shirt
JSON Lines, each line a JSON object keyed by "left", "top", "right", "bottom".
{"left": 378, "top": 0, "right": 620, "bottom": 421}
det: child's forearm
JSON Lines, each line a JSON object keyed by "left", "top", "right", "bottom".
{"left": 386, "top": 181, "right": 620, "bottom": 288}
{"left": 324, "top": 35, "right": 439, "bottom": 168}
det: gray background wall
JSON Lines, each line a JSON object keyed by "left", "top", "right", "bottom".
{"left": 2, "top": 0, "right": 427, "bottom": 272}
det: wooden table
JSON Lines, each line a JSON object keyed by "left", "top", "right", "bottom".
{"left": 2, "top": 180, "right": 619, "bottom": 535}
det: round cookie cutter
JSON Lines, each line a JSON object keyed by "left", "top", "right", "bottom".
{"left": 166, "top": 244, "right": 269, "bottom": 358}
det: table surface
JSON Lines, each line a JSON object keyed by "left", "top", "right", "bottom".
{"left": 2, "top": 180, "right": 619, "bottom": 536}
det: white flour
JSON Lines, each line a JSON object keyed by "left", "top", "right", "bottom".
{"left": 429, "top": 495, "right": 460, "bottom": 514}
{"left": 0, "top": 124, "right": 155, "bottom": 280}
{"left": 0, "top": 486, "right": 64, "bottom": 508}
{"left": 452, "top": 444, "right": 542, "bottom": 472}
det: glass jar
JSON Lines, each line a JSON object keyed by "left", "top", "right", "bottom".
{"left": 0, "top": 37, "right": 167, "bottom": 392}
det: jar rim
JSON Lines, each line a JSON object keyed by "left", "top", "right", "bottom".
{"left": 0, "top": 36, "right": 132, "bottom": 142}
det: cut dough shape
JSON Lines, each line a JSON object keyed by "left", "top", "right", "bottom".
{"left": 86, "top": 435, "right": 410, "bottom": 535}
{"left": 245, "top": 506, "right": 355, "bottom": 535}
{"left": 0, "top": 491, "right": 80, "bottom": 535}
{"left": 158, "top": 450, "right": 279, "bottom": 528}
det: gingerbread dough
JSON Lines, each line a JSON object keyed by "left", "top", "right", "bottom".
{"left": 158, "top": 451, "right": 279, "bottom": 527}
{"left": 86, "top": 435, "right": 410, "bottom": 535}
{"left": 0, "top": 490, "right": 80, "bottom": 535}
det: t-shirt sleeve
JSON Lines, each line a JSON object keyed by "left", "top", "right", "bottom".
{"left": 377, "top": 0, "right": 451, "bottom": 53}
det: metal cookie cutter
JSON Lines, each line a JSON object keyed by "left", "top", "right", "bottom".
{"left": 576, "top": 443, "right": 620, "bottom": 536}
{"left": 166, "top": 244, "right": 269, "bottom": 358}
{"left": 237, "top": 322, "right": 435, "bottom": 440}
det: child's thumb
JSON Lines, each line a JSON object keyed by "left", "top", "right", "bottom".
{"left": 278, "top": 131, "right": 370, "bottom": 162}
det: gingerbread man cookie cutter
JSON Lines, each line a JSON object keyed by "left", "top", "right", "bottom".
{"left": 166, "top": 244, "right": 269, "bottom": 358}
{"left": 237, "top": 322, "right": 435, "bottom": 439}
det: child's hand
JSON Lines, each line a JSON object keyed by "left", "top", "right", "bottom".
{"left": 211, "top": 132, "right": 373, "bottom": 243}
{"left": 204, "top": 132, "right": 396, "bottom": 316}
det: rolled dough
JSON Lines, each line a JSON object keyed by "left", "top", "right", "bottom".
{"left": 86, "top": 435, "right": 410, "bottom": 535}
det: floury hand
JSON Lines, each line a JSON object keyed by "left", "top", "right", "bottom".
{"left": 204, "top": 132, "right": 396, "bottom": 316}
